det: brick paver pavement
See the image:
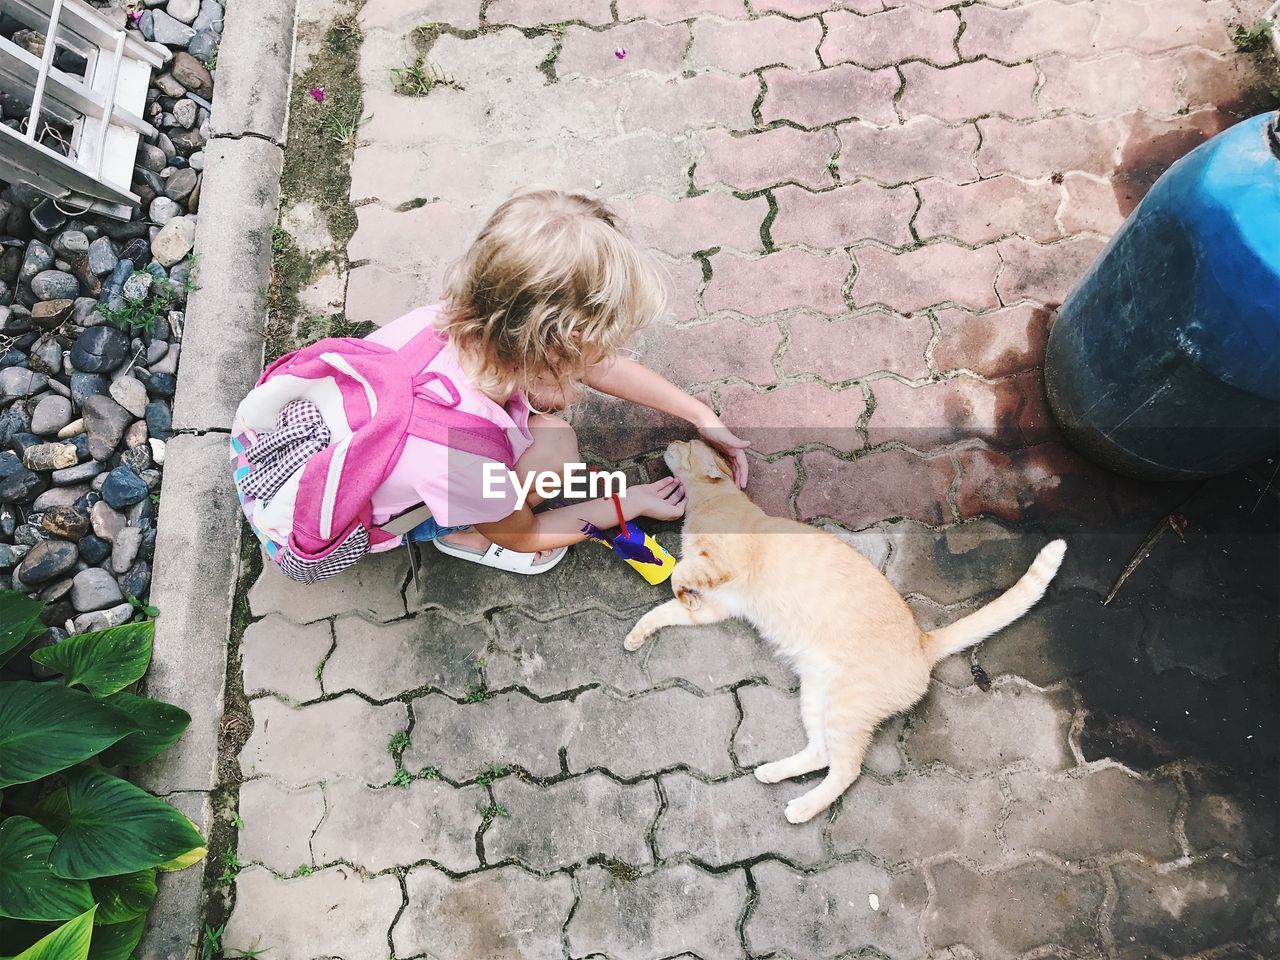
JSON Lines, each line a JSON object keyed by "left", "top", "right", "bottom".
{"left": 225, "top": 0, "right": 1280, "bottom": 956}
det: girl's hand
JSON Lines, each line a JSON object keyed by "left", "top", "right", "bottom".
{"left": 626, "top": 477, "right": 687, "bottom": 521}
{"left": 696, "top": 419, "right": 752, "bottom": 488}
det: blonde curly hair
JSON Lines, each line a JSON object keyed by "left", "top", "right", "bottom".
{"left": 440, "top": 190, "right": 667, "bottom": 397}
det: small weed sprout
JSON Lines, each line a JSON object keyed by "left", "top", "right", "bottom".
{"left": 1233, "top": 20, "right": 1272, "bottom": 52}
{"left": 418, "top": 766, "right": 441, "bottom": 780}
{"left": 391, "top": 57, "right": 453, "bottom": 97}
{"left": 230, "top": 810, "right": 245, "bottom": 830}
{"left": 291, "top": 864, "right": 314, "bottom": 878}
{"left": 202, "top": 923, "right": 225, "bottom": 959}
{"left": 475, "top": 762, "right": 505, "bottom": 786}
{"left": 480, "top": 803, "right": 509, "bottom": 826}
{"left": 390, "top": 768, "right": 413, "bottom": 788}
{"left": 96, "top": 269, "right": 185, "bottom": 335}
{"left": 387, "top": 731, "right": 410, "bottom": 755}
{"left": 218, "top": 851, "right": 242, "bottom": 884}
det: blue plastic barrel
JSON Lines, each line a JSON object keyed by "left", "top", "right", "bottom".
{"left": 1045, "top": 112, "right": 1280, "bottom": 480}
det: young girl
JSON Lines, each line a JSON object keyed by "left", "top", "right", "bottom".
{"left": 365, "top": 190, "right": 752, "bottom": 574}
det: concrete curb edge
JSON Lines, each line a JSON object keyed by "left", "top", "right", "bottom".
{"left": 136, "top": 0, "right": 299, "bottom": 955}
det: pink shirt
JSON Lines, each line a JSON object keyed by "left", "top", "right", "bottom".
{"left": 367, "top": 306, "right": 535, "bottom": 528}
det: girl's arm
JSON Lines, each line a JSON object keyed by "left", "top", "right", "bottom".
{"left": 474, "top": 478, "right": 685, "bottom": 553}
{"left": 586, "top": 356, "right": 752, "bottom": 486}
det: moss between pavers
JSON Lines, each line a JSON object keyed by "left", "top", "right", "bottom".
{"left": 265, "top": 0, "right": 370, "bottom": 362}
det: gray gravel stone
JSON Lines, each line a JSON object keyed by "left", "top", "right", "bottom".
{"left": 151, "top": 216, "right": 195, "bottom": 267}
{"left": 70, "top": 566, "right": 125, "bottom": 611}
{"left": 30, "top": 395, "right": 72, "bottom": 435}
{"left": 108, "top": 377, "right": 149, "bottom": 418}
{"left": 149, "top": 197, "right": 182, "bottom": 226}
{"left": 15, "top": 538, "right": 78, "bottom": 585}
{"left": 31, "top": 270, "right": 79, "bottom": 301}
{"left": 82, "top": 395, "right": 133, "bottom": 460}
{"left": 0, "top": 367, "right": 48, "bottom": 398}
{"left": 72, "top": 602, "right": 133, "bottom": 633}
{"left": 151, "top": 10, "right": 196, "bottom": 47}
{"left": 87, "top": 237, "right": 118, "bottom": 276}
{"left": 90, "top": 501, "right": 125, "bottom": 542}
{"left": 111, "top": 526, "right": 144, "bottom": 574}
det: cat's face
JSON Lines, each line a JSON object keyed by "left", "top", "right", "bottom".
{"left": 664, "top": 439, "right": 732, "bottom": 484}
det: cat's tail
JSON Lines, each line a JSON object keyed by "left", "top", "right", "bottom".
{"left": 923, "top": 539, "right": 1067, "bottom": 663}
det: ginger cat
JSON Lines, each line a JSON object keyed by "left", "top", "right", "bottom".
{"left": 625, "top": 440, "right": 1066, "bottom": 824}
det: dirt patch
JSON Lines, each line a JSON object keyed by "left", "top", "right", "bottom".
{"left": 264, "top": 0, "right": 371, "bottom": 362}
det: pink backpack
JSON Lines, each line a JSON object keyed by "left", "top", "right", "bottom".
{"left": 230, "top": 325, "right": 517, "bottom": 583}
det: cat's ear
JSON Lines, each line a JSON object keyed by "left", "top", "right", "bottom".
{"left": 694, "top": 443, "right": 733, "bottom": 482}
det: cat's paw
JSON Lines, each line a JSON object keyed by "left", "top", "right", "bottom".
{"left": 754, "top": 761, "right": 786, "bottom": 784}
{"left": 674, "top": 584, "right": 702, "bottom": 610}
{"left": 623, "top": 628, "right": 650, "bottom": 652}
{"left": 784, "top": 792, "right": 828, "bottom": 825}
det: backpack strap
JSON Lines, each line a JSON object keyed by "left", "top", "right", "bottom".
{"left": 409, "top": 377, "right": 518, "bottom": 467}
{"left": 396, "top": 322, "right": 448, "bottom": 373}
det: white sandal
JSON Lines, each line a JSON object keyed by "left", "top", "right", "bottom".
{"left": 432, "top": 537, "right": 568, "bottom": 575}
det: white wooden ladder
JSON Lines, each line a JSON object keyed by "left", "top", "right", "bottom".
{"left": 0, "top": 0, "right": 170, "bottom": 219}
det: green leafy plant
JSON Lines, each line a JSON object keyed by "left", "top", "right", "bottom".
{"left": 390, "top": 768, "right": 413, "bottom": 788}
{"left": 417, "top": 766, "right": 440, "bottom": 780}
{"left": 218, "top": 851, "right": 241, "bottom": 885}
{"left": 386, "top": 731, "right": 409, "bottom": 755}
{"left": 202, "top": 923, "right": 225, "bottom": 958}
{"left": 474, "top": 763, "right": 505, "bottom": 787}
{"left": 291, "top": 864, "right": 313, "bottom": 878}
{"left": 95, "top": 270, "right": 186, "bottom": 335}
{"left": 480, "top": 803, "right": 509, "bottom": 827}
{"left": 390, "top": 57, "right": 453, "bottom": 97}
{"left": 1233, "top": 20, "right": 1272, "bottom": 52}
{"left": 0, "top": 590, "right": 206, "bottom": 958}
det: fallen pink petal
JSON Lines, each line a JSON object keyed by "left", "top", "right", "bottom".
{"left": 309, "top": 86, "right": 325, "bottom": 103}
{"left": 614, "top": 47, "right": 626, "bottom": 60}
{"left": 129, "top": 10, "right": 141, "bottom": 22}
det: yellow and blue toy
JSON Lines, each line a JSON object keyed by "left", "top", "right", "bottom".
{"left": 581, "top": 495, "right": 676, "bottom": 585}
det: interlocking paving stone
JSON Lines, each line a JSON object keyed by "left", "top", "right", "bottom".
{"left": 568, "top": 863, "right": 747, "bottom": 959}
{"left": 1184, "top": 771, "right": 1280, "bottom": 860}
{"left": 717, "top": 380, "right": 865, "bottom": 455}
{"left": 904, "top": 683, "right": 1075, "bottom": 773}
{"left": 236, "top": 779, "right": 325, "bottom": 873}
{"left": 1111, "top": 860, "right": 1278, "bottom": 956}
{"left": 697, "top": 126, "right": 839, "bottom": 192}
{"left": 240, "top": 695, "right": 407, "bottom": 787}
{"left": 747, "top": 860, "right": 928, "bottom": 958}
{"left": 926, "top": 860, "right": 1106, "bottom": 959}
{"left": 761, "top": 62, "right": 900, "bottom": 127}
{"left": 931, "top": 304, "right": 1051, "bottom": 379}
{"left": 915, "top": 175, "right": 1062, "bottom": 245}
{"left": 704, "top": 249, "right": 850, "bottom": 318}
{"left": 491, "top": 608, "right": 792, "bottom": 696}
{"left": 798, "top": 448, "right": 956, "bottom": 529}
{"left": 838, "top": 117, "right": 981, "bottom": 185}
{"left": 977, "top": 593, "right": 1145, "bottom": 688}
{"left": 882, "top": 518, "right": 1048, "bottom": 606}
{"left": 772, "top": 181, "right": 917, "bottom": 250}
{"left": 734, "top": 683, "right": 906, "bottom": 777}
{"left": 488, "top": 773, "right": 659, "bottom": 869}
{"left": 1003, "top": 767, "right": 1182, "bottom": 862}
{"left": 899, "top": 60, "right": 1037, "bottom": 123}
{"left": 248, "top": 548, "right": 408, "bottom": 623}
{"left": 323, "top": 612, "right": 488, "bottom": 699}
{"left": 822, "top": 6, "right": 959, "bottom": 69}
{"left": 635, "top": 315, "right": 783, "bottom": 388}
{"left": 568, "top": 687, "right": 739, "bottom": 777}
{"left": 486, "top": 0, "right": 613, "bottom": 28}
{"left": 394, "top": 865, "right": 577, "bottom": 959}
{"left": 240, "top": 615, "right": 329, "bottom": 703}
{"left": 656, "top": 772, "right": 827, "bottom": 866}
{"left": 557, "top": 21, "right": 689, "bottom": 79}
{"left": 624, "top": 191, "right": 768, "bottom": 257}
{"left": 688, "top": 15, "right": 821, "bottom": 74}
{"left": 408, "top": 537, "right": 572, "bottom": 619}
{"left": 224, "top": 866, "right": 401, "bottom": 959}
{"left": 311, "top": 778, "right": 485, "bottom": 872}
{"left": 828, "top": 769, "right": 1003, "bottom": 866}
{"left": 405, "top": 691, "right": 578, "bottom": 780}
{"left": 616, "top": 71, "right": 760, "bottom": 134}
